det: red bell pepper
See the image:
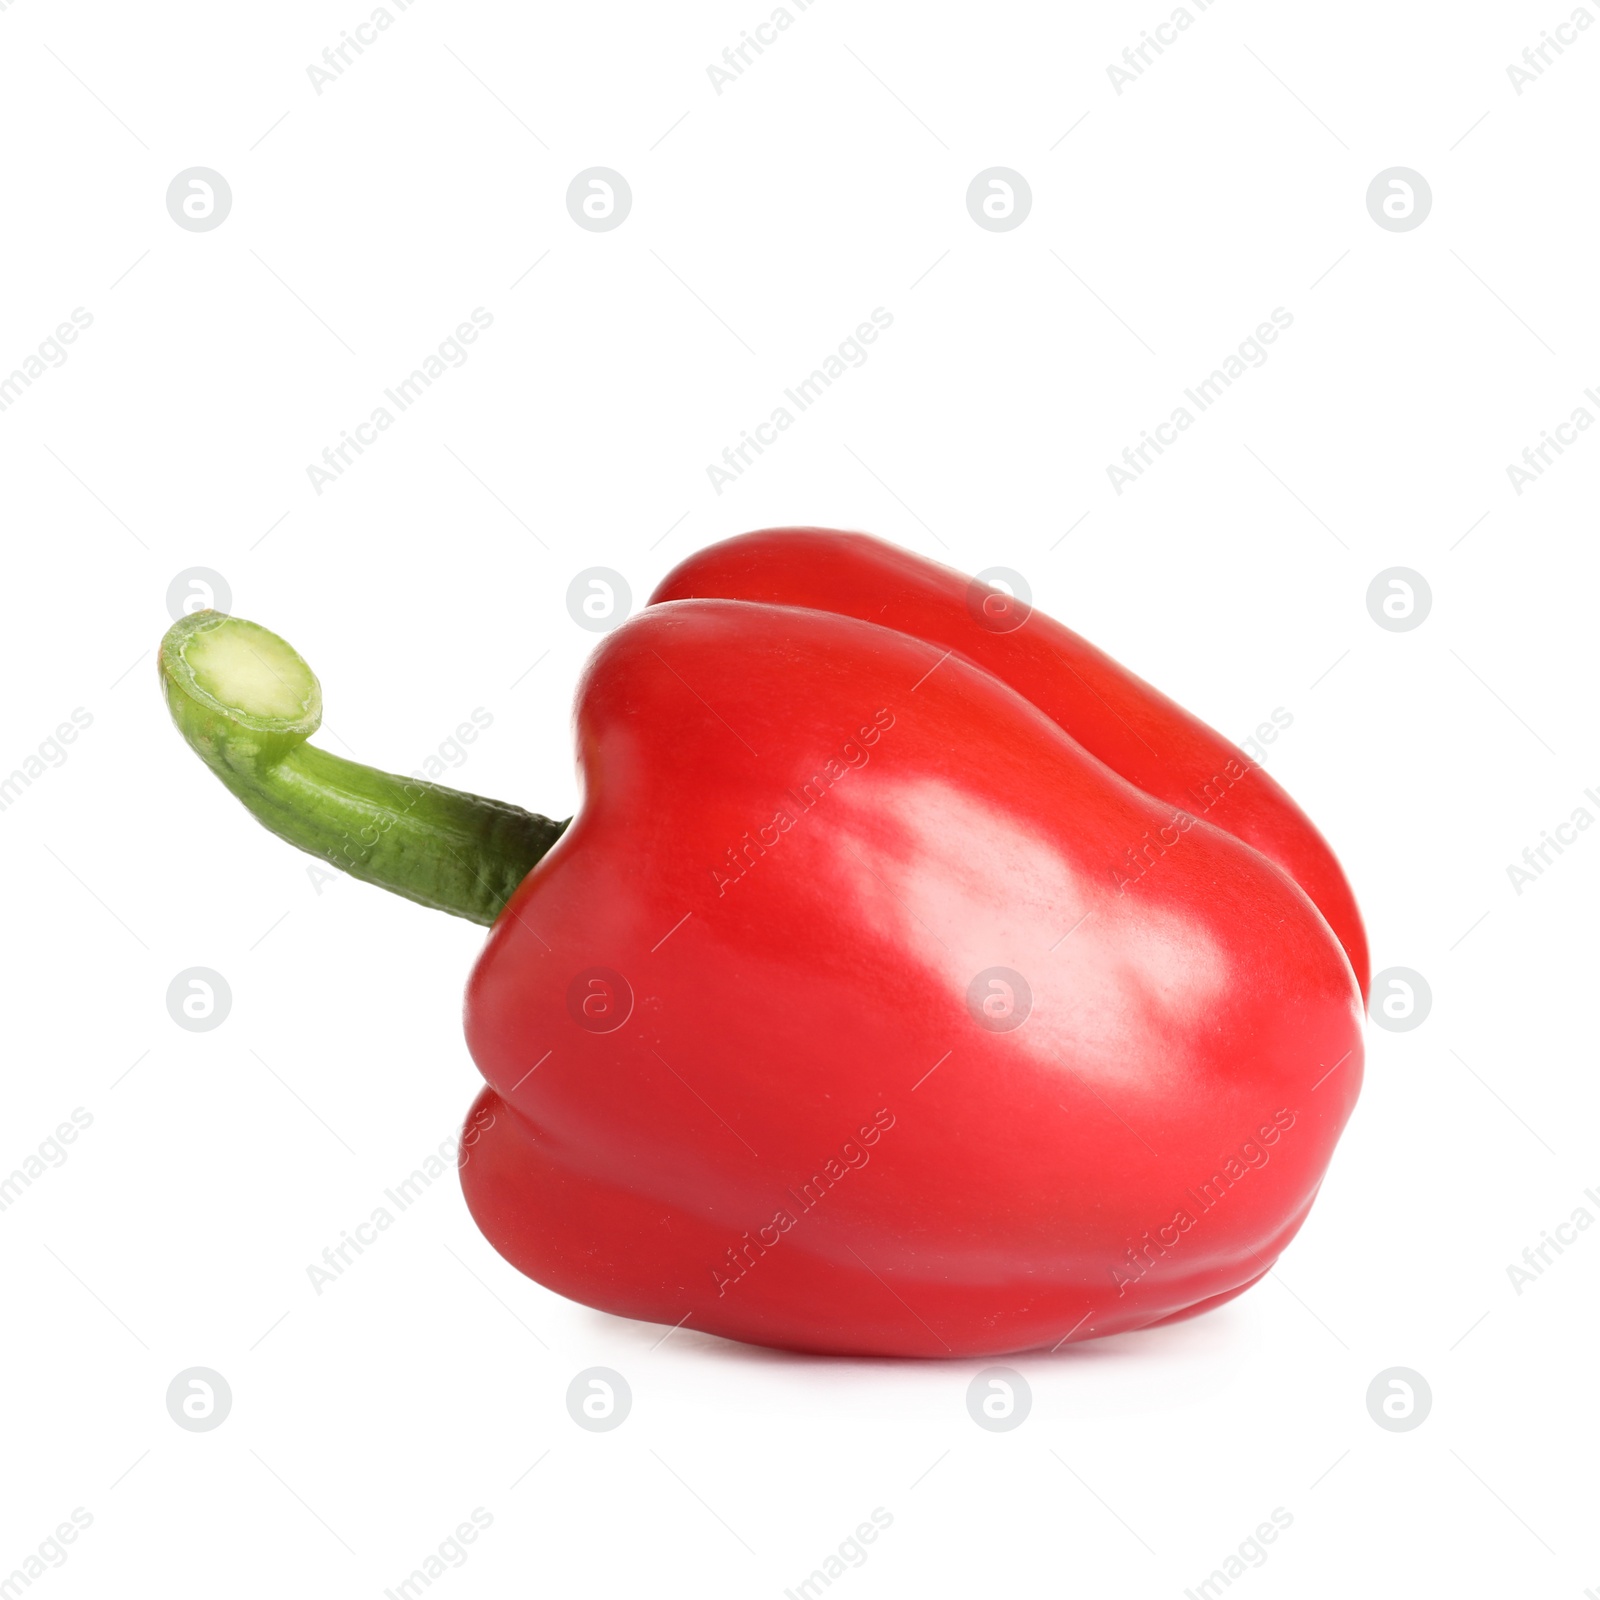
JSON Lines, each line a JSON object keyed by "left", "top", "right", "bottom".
{"left": 159, "top": 528, "right": 1365, "bottom": 1357}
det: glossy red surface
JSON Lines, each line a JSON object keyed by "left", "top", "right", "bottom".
{"left": 656, "top": 528, "right": 1370, "bottom": 1000}
{"left": 460, "top": 531, "right": 1366, "bottom": 1357}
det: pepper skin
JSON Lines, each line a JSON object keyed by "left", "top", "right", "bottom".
{"left": 651, "top": 528, "right": 1369, "bottom": 1002}
{"left": 159, "top": 530, "right": 1366, "bottom": 1359}
{"left": 459, "top": 532, "right": 1365, "bottom": 1356}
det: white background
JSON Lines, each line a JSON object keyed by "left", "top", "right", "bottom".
{"left": 2, "top": 2, "right": 1597, "bottom": 1595}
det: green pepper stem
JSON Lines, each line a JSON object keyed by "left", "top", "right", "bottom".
{"left": 159, "top": 610, "right": 566, "bottom": 924}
